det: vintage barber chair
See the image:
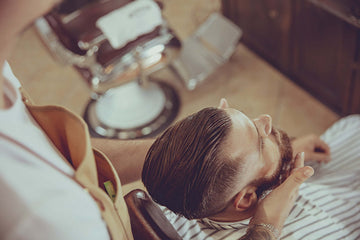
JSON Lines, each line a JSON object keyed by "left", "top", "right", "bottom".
{"left": 124, "top": 189, "right": 182, "bottom": 240}
{"left": 36, "top": 0, "right": 181, "bottom": 139}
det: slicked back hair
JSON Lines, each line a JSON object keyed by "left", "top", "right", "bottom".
{"left": 142, "top": 107, "right": 240, "bottom": 219}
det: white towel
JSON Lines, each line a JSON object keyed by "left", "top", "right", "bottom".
{"left": 96, "top": 0, "right": 162, "bottom": 49}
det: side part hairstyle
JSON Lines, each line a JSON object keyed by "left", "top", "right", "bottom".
{"left": 142, "top": 107, "right": 240, "bottom": 219}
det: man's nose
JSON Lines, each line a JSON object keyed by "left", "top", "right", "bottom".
{"left": 254, "top": 114, "right": 272, "bottom": 137}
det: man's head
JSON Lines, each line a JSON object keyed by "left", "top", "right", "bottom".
{"left": 142, "top": 99, "right": 295, "bottom": 220}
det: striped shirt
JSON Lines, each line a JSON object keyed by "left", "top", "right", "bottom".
{"left": 160, "top": 115, "right": 360, "bottom": 240}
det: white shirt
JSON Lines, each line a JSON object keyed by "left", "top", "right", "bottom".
{"left": 0, "top": 62, "right": 110, "bottom": 240}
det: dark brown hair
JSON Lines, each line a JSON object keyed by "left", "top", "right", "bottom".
{"left": 142, "top": 107, "right": 240, "bottom": 219}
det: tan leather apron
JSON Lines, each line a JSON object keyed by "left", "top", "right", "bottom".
{"left": 21, "top": 89, "right": 134, "bottom": 240}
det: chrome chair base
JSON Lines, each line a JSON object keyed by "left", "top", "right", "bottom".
{"left": 83, "top": 80, "right": 180, "bottom": 139}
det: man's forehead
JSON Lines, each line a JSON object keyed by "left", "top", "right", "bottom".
{"left": 223, "top": 108, "right": 259, "bottom": 160}
{"left": 225, "top": 108, "right": 256, "bottom": 131}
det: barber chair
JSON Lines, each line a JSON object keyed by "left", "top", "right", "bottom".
{"left": 171, "top": 12, "right": 242, "bottom": 90}
{"left": 35, "top": 0, "right": 181, "bottom": 139}
{"left": 124, "top": 189, "right": 182, "bottom": 240}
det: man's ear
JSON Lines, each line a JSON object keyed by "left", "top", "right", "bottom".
{"left": 218, "top": 98, "right": 229, "bottom": 109}
{"left": 233, "top": 186, "right": 258, "bottom": 211}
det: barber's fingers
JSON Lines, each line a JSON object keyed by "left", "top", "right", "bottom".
{"left": 271, "top": 153, "right": 313, "bottom": 200}
{"left": 289, "top": 166, "right": 314, "bottom": 185}
{"left": 307, "top": 152, "right": 331, "bottom": 163}
{"left": 314, "top": 138, "right": 331, "bottom": 155}
{"left": 285, "top": 153, "right": 314, "bottom": 190}
{"left": 284, "top": 163, "right": 314, "bottom": 192}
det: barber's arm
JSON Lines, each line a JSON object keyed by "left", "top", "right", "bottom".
{"left": 239, "top": 152, "right": 314, "bottom": 240}
{"left": 91, "top": 137, "right": 154, "bottom": 185}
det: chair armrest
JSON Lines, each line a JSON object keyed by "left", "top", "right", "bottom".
{"left": 124, "top": 189, "right": 182, "bottom": 240}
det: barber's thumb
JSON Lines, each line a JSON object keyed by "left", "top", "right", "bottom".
{"left": 288, "top": 166, "right": 314, "bottom": 185}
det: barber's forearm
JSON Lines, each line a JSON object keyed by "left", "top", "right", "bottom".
{"left": 239, "top": 225, "right": 277, "bottom": 240}
{"left": 91, "top": 137, "right": 154, "bottom": 185}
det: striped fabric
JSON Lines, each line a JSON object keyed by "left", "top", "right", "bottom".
{"left": 160, "top": 115, "right": 360, "bottom": 240}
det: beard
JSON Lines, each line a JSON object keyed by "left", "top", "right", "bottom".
{"left": 253, "top": 128, "right": 295, "bottom": 198}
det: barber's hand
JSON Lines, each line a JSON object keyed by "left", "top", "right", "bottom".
{"left": 250, "top": 152, "right": 314, "bottom": 234}
{"left": 292, "top": 134, "right": 331, "bottom": 163}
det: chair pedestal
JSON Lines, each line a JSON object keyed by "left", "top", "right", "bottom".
{"left": 84, "top": 80, "right": 179, "bottom": 139}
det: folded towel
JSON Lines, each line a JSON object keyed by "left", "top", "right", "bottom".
{"left": 96, "top": 0, "right": 162, "bottom": 49}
